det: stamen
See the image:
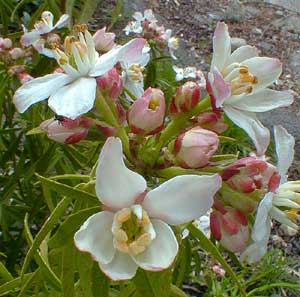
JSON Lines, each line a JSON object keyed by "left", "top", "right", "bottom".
{"left": 74, "top": 24, "right": 88, "bottom": 33}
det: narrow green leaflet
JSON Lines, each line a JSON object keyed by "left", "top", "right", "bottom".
{"left": 21, "top": 196, "right": 72, "bottom": 279}
{"left": 133, "top": 269, "right": 172, "bottom": 297}
{"left": 0, "top": 273, "right": 34, "bottom": 295}
{"left": 187, "top": 224, "right": 246, "bottom": 297}
{"left": 61, "top": 242, "right": 75, "bottom": 297}
{"left": 91, "top": 263, "right": 110, "bottom": 297}
{"left": 36, "top": 174, "right": 98, "bottom": 203}
{"left": 23, "top": 213, "right": 61, "bottom": 291}
{"left": 0, "top": 261, "right": 13, "bottom": 283}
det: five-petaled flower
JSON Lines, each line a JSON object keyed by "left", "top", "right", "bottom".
{"left": 207, "top": 22, "right": 293, "bottom": 156}
{"left": 14, "top": 26, "right": 146, "bottom": 120}
{"left": 74, "top": 137, "right": 222, "bottom": 280}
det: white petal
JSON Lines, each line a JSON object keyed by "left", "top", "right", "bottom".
{"left": 143, "top": 174, "right": 221, "bottom": 225}
{"left": 99, "top": 251, "right": 138, "bottom": 281}
{"left": 96, "top": 137, "right": 147, "bottom": 209}
{"left": 21, "top": 31, "right": 40, "bottom": 47}
{"left": 48, "top": 77, "right": 96, "bottom": 119}
{"left": 133, "top": 219, "right": 178, "bottom": 270}
{"left": 124, "top": 78, "right": 144, "bottom": 100}
{"left": 242, "top": 57, "right": 282, "bottom": 92}
{"left": 274, "top": 125, "right": 295, "bottom": 182}
{"left": 227, "top": 89, "right": 294, "bottom": 112}
{"left": 13, "top": 73, "right": 72, "bottom": 113}
{"left": 53, "top": 14, "right": 69, "bottom": 29}
{"left": 211, "top": 22, "right": 231, "bottom": 71}
{"left": 251, "top": 192, "right": 273, "bottom": 242}
{"left": 224, "top": 106, "right": 270, "bottom": 156}
{"left": 227, "top": 45, "right": 258, "bottom": 65}
{"left": 240, "top": 240, "right": 268, "bottom": 263}
{"left": 74, "top": 211, "right": 115, "bottom": 264}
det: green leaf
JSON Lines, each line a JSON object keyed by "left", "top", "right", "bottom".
{"left": 61, "top": 242, "right": 75, "bottom": 297}
{"left": 78, "top": 0, "right": 98, "bottom": 23}
{"left": 187, "top": 224, "right": 246, "bottom": 297}
{"left": 0, "top": 261, "right": 13, "bottom": 283}
{"left": 76, "top": 252, "right": 93, "bottom": 297}
{"left": 117, "top": 283, "right": 136, "bottom": 297}
{"left": 36, "top": 174, "right": 98, "bottom": 203}
{"left": 21, "top": 196, "right": 71, "bottom": 279}
{"left": 247, "top": 282, "right": 300, "bottom": 296}
{"left": 133, "top": 269, "right": 172, "bottom": 297}
{"left": 23, "top": 213, "right": 61, "bottom": 291}
{"left": 0, "top": 273, "right": 34, "bottom": 295}
{"left": 49, "top": 206, "right": 99, "bottom": 249}
{"left": 91, "top": 263, "right": 110, "bottom": 297}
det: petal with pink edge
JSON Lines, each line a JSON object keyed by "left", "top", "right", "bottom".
{"left": 211, "top": 22, "right": 231, "bottom": 71}
{"left": 48, "top": 77, "right": 96, "bottom": 119}
{"left": 133, "top": 219, "right": 178, "bottom": 270}
{"left": 74, "top": 211, "right": 115, "bottom": 265}
{"left": 208, "top": 67, "right": 231, "bottom": 108}
{"left": 224, "top": 106, "right": 270, "bottom": 156}
{"left": 143, "top": 174, "right": 221, "bottom": 225}
{"left": 99, "top": 251, "right": 138, "bottom": 281}
{"left": 96, "top": 137, "right": 147, "bottom": 209}
{"left": 13, "top": 73, "right": 72, "bottom": 113}
{"left": 274, "top": 125, "right": 295, "bottom": 183}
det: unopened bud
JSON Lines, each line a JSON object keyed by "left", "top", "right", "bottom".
{"left": 3, "top": 38, "right": 12, "bottom": 49}
{"left": 96, "top": 67, "right": 123, "bottom": 100}
{"left": 170, "top": 81, "right": 200, "bottom": 114}
{"left": 174, "top": 126, "right": 219, "bottom": 168}
{"left": 210, "top": 204, "right": 249, "bottom": 253}
{"left": 127, "top": 87, "right": 166, "bottom": 135}
{"left": 9, "top": 47, "right": 25, "bottom": 60}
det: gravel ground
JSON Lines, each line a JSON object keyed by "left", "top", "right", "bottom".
{"left": 92, "top": 0, "right": 300, "bottom": 259}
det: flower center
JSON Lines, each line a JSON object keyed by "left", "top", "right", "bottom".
{"left": 112, "top": 205, "right": 156, "bottom": 256}
{"left": 128, "top": 64, "right": 144, "bottom": 81}
{"left": 223, "top": 64, "right": 258, "bottom": 96}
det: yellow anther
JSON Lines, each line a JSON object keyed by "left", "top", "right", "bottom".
{"left": 117, "top": 208, "right": 131, "bottom": 223}
{"left": 287, "top": 209, "right": 299, "bottom": 223}
{"left": 113, "top": 229, "right": 128, "bottom": 242}
{"left": 74, "top": 24, "right": 88, "bottom": 32}
{"left": 139, "top": 210, "right": 150, "bottom": 225}
{"left": 129, "top": 242, "right": 146, "bottom": 255}
{"left": 64, "top": 36, "right": 76, "bottom": 54}
{"left": 136, "top": 233, "right": 152, "bottom": 246}
{"left": 114, "top": 240, "right": 129, "bottom": 253}
{"left": 59, "top": 57, "right": 68, "bottom": 65}
{"left": 148, "top": 96, "right": 161, "bottom": 110}
{"left": 239, "top": 66, "right": 248, "bottom": 74}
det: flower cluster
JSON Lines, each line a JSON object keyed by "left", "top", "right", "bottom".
{"left": 11, "top": 9, "right": 299, "bottom": 281}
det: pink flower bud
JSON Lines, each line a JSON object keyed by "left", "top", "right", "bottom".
{"left": 9, "top": 47, "right": 25, "bottom": 60}
{"left": 8, "top": 65, "right": 26, "bottom": 75}
{"left": 96, "top": 123, "right": 116, "bottom": 137}
{"left": 210, "top": 203, "right": 249, "bottom": 253}
{"left": 3, "top": 38, "right": 12, "bottom": 49}
{"left": 222, "top": 157, "right": 280, "bottom": 194}
{"left": 191, "top": 111, "right": 228, "bottom": 134}
{"left": 17, "top": 72, "right": 34, "bottom": 84}
{"left": 170, "top": 81, "right": 200, "bottom": 114}
{"left": 174, "top": 126, "right": 219, "bottom": 168}
{"left": 40, "top": 116, "right": 91, "bottom": 144}
{"left": 127, "top": 87, "right": 166, "bottom": 135}
{"left": 47, "top": 33, "right": 61, "bottom": 47}
{"left": 93, "top": 27, "right": 116, "bottom": 52}
{"left": 96, "top": 67, "right": 123, "bottom": 100}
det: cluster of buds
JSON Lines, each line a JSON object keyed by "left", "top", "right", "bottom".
{"left": 220, "top": 157, "right": 280, "bottom": 213}
{"left": 40, "top": 116, "right": 92, "bottom": 144}
{"left": 124, "top": 9, "right": 178, "bottom": 59}
{"left": 0, "top": 37, "right": 25, "bottom": 61}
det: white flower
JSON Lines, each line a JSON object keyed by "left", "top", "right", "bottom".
{"left": 173, "top": 65, "right": 206, "bottom": 87}
{"left": 162, "top": 29, "right": 179, "bottom": 60}
{"left": 208, "top": 22, "right": 293, "bottom": 156}
{"left": 241, "top": 125, "right": 297, "bottom": 263}
{"left": 120, "top": 44, "right": 150, "bottom": 100}
{"left": 74, "top": 137, "right": 221, "bottom": 280}
{"left": 21, "top": 11, "right": 69, "bottom": 57}
{"left": 124, "top": 9, "right": 158, "bottom": 36}
{"left": 13, "top": 30, "right": 146, "bottom": 119}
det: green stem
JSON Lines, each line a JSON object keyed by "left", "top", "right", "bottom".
{"left": 95, "top": 89, "right": 133, "bottom": 161}
{"left": 159, "top": 96, "right": 211, "bottom": 146}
